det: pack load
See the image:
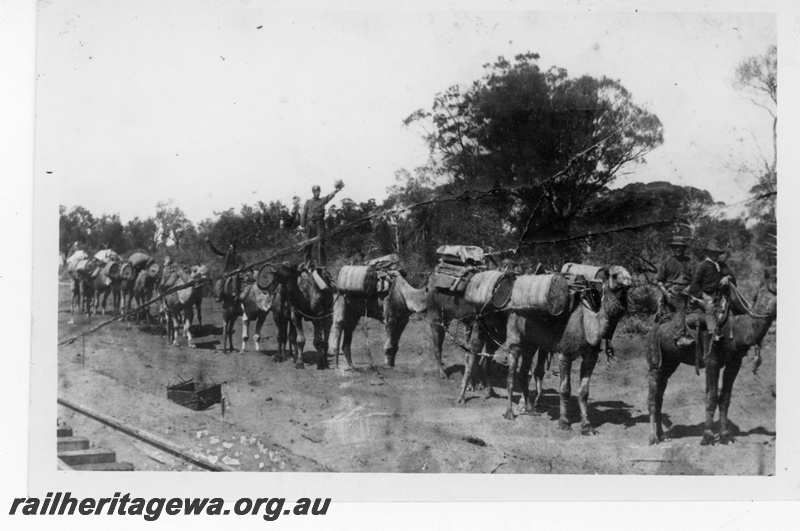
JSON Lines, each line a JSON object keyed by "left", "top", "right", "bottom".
{"left": 127, "top": 252, "right": 153, "bottom": 270}
{"left": 433, "top": 245, "right": 486, "bottom": 295}
{"left": 68, "top": 259, "right": 100, "bottom": 278}
{"left": 102, "top": 261, "right": 120, "bottom": 279}
{"left": 337, "top": 254, "right": 403, "bottom": 296}
{"left": 256, "top": 264, "right": 274, "bottom": 292}
{"left": 66, "top": 250, "right": 88, "bottom": 265}
{"left": 94, "top": 249, "right": 121, "bottom": 263}
{"left": 464, "top": 270, "right": 515, "bottom": 310}
{"left": 118, "top": 262, "right": 134, "bottom": 280}
{"left": 147, "top": 262, "right": 161, "bottom": 278}
{"left": 508, "top": 273, "right": 571, "bottom": 316}
{"left": 561, "top": 263, "right": 608, "bottom": 281}
{"left": 337, "top": 265, "right": 377, "bottom": 296}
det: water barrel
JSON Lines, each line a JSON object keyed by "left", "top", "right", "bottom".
{"left": 103, "top": 261, "right": 120, "bottom": 279}
{"left": 119, "top": 262, "right": 133, "bottom": 280}
{"left": 256, "top": 264, "right": 274, "bottom": 291}
{"left": 561, "top": 263, "right": 607, "bottom": 280}
{"left": 464, "top": 270, "right": 514, "bottom": 310}
{"left": 148, "top": 262, "right": 161, "bottom": 278}
{"left": 509, "top": 274, "right": 570, "bottom": 316}
{"left": 337, "top": 265, "right": 376, "bottom": 296}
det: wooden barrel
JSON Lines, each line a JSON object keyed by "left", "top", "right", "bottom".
{"left": 256, "top": 264, "right": 274, "bottom": 291}
{"left": 337, "top": 265, "right": 375, "bottom": 295}
{"left": 464, "top": 270, "right": 514, "bottom": 310}
{"left": 103, "top": 261, "right": 120, "bottom": 279}
{"left": 119, "top": 262, "right": 133, "bottom": 280}
{"left": 147, "top": 262, "right": 161, "bottom": 278}
{"left": 509, "top": 274, "right": 570, "bottom": 316}
{"left": 561, "top": 263, "right": 607, "bottom": 280}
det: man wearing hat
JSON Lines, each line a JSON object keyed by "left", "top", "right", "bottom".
{"left": 687, "top": 239, "right": 735, "bottom": 343}
{"left": 206, "top": 236, "right": 244, "bottom": 303}
{"left": 301, "top": 181, "right": 344, "bottom": 267}
{"left": 655, "top": 236, "right": 694, "bottom": 341}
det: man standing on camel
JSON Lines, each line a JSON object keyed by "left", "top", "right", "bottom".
{"left": 301, "top": 180, "right": 344, "bottom": 267}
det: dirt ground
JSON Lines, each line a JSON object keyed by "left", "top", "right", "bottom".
{"left": 57, "top": 282, "right": 776, "bottom": 475}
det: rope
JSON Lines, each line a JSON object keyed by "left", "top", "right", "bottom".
{"left": 729, "top": 282, "right": 771, "bottom": 319}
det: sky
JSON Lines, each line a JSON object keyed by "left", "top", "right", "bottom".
{"left": 36, "top": 1, "right": 777, "bottom": 224}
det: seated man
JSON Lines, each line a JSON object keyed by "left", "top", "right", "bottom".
{"left": 686, "top": 239, "right": 735, "bottom": 344}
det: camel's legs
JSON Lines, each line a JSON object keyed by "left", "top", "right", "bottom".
{"left": 503, "top": 343, "right": 523, "bottom": 421}
{"left": 517, "top": 347, "right": 535, "bottom": 415}
{"left": 252, "top": 313, "right": 266, "bottom": 352}
{"left": 647, "top": 358, "right": 680, "bottom": 445}
{"left": 701, "top": 351, "right": 721, "bottom": 446}
{"left": 384, "top": 315, "right": 409, "bottom": 368}
{"left": 314, "top": 319, "right": 330, "bottom": 370}
{"left": 578, "top": 352, "right": 599, "bottom": 435}
{"left": 291, "top": 313, "right": 306, "bottom": 369}
{"left": 718, "top": 351, "right": 744, "bottom": 444}
{"left": 184, "top": 306, "right": 195, "bottom": 348}
{"left": 558, "top": 354, "right": 573, "bottom": 431}
{"left": 240, "top": 312, "right": 251, "bottom": 353}
{"left": 532, "top": 349, "right": 550, "bottom": 410}
{"left": 428, "top": 311, "right": 450, "bottom": 380}
{"left": 471, "top": 320, "right": 498, "bottom": 399}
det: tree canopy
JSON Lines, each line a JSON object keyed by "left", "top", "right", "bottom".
{"left": 405, "top": 53, "right": 664, "bottom": 241}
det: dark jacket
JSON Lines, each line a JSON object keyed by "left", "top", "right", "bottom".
{"left": 208, "top": 241, "right": 242, "bottom": 273}
{"left": 656, "top": 255, "right": 693, "bottom": 288}
{"left": 688, "top": 258, "right": 735, "bottom": 298}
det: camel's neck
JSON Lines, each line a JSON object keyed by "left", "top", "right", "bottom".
{"left": 596, "top": 285, "right": 627, "bottom": 338}
{"left": 749, "top": 287, "right": 777, "bottom": 345}
{"left": 393, "top": 275, "right": 427, "bottom": 313}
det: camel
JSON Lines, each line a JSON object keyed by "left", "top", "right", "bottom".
{"left": 70, "top": 275, "right": 94, "bottom": 317}
{"left": 69, "top": 259, "right": 98, "bottom": 317}
{"left": 221, "top": 277, "right": 273, "bottom": 354}
{"left": 91, "top": 268, "right": 121, "bottom": 315}
{"left": 424, "top": 260, "right": 523, "bottom": 402}
{"left": 162, "top": 266, "right": 208, "bottom": 348}
{"left": 272, "top": 262, "right": 334, "bottom": 369}
{"left": 647, "top": 266, "right": 777, "bottom": 446}
{"left": 270, "top": 277, "right": 298, "bottom": 365}
{"left": 328, "top": 270, "right": 428, "bottom": 370}
{"left": 504, "top": 266, "right": 632, "bottom": 434}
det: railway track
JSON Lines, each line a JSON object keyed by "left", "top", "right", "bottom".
{"left": 57, "top": 397, "right": 234, "bottom": 472}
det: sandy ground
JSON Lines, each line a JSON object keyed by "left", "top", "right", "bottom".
{"left": 57, "top": 283, "right": 776, "bottom": 475}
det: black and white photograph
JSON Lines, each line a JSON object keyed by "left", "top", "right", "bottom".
{"left": 4, "top": 0, "right": 800, "bottom": 528}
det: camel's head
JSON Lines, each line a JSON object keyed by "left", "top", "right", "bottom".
{"left": 274, "top": 261, "right": 300, "bottom": 286}
{"left": 764, "top": 266, "right": 777, "bottom": 295}
{"left": 607, "top": 265, "right": 632, "bottom": 292}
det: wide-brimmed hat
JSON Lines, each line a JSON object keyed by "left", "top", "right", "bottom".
{"left": 704, "top": 239, "right": 724, "bottom": 253}
{"left": 668, "top": 236, "right": 688, "bottom": 247}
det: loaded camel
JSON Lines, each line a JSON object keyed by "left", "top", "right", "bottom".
{"left": 69, "top": 265, "right": 96, "bottom": 317}
{"left": 220, "top": 272, "right": 273, "bottom": 354}
{"left": 91, "top": 267, "right": 121, "bottom": 315}
{"left": 504, "top": 266, "right": 632, "bottom": 434}
{"left": 426, "top": 259, "right": 524, "bottom": 403}
{"left": 328, "top": 270, "right": 428, "bottom": 371}
{"left": 162, "top": 265, "right": 209, "bottom": 348}
{"left": 272, "top": 262, "right": 334, "bottom": 369}
{"left": 647, "top": 266, "right": 777, "bottom": 446}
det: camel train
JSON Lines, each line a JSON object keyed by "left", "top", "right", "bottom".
{"left": 63, "top": 244, "right": 775, "bottom": 445}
